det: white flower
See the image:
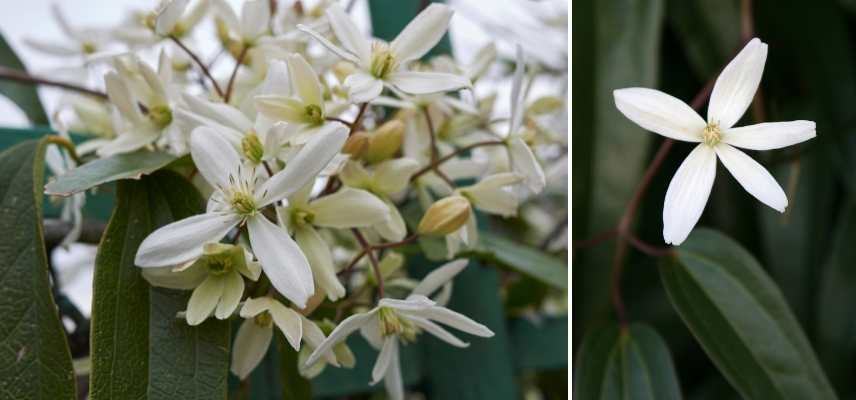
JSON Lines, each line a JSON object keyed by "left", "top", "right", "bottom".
{"left": 24, "top": 4, "right": 112, "bottom": 60}
{"left": 613, "top": 38, "right": 816, "bottom": 245}
{"left": 503, "top": 45, "right": 546, "bottom": 194}
{"left": 135, "top": 124, "right": 348, "bottom": 308}
{"left": 211, "top": 0, "right": 271, "bottom": 45}
{"left": 304, "top": 259, "right": 493, "bottom": 400}
{"left": 230, "top": 297, "right": 339, "bottom": 379}
{"left": 278, "top": 183, "right": 390, "bottom": 301}
{"left": 298, "top": 3, "right": 470, "bottom": 103}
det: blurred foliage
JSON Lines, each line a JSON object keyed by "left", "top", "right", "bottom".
{"left": 574, "top": 0, "right": 856, "bottom": 397}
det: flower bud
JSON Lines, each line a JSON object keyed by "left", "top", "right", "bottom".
{"left": 417, "top": 195, "right": 472, "bottom": 236}
{"left": 363, "top": 120, "right": 404, "bottom": 163}
{"left": 342, "top": 131, "right": 370, "bottom": 158}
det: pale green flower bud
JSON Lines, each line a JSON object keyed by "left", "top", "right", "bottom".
{"left": 418, "top": 195, "right": 472, "bottom": 236}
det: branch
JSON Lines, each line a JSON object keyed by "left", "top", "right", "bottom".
{"left": 224, "top": 45, "right": 249, "bottom": 102}
{"left": 0, "top": 66, "right": 106, "bottom": 99}
{"left": 169, "top": 35, "right": 225, "bottom": 98}
{"left": 410, "top": 140, "right": 506, "bottom": 181}
{"left": 351, "top": 229, "right": 384, "bottom": 298}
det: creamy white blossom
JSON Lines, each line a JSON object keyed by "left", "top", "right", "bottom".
{"left": 614, "top": 38, "right": 816, "bottom": 245}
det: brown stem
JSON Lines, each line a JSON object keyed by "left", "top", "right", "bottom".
{"left": 325, "top": 116, "right": 352, "bottom": 127}
{"left": 351, "top": 228, "right": 384, "bottom": 298}
{"left": 410, "top": 140, "right": 505, "bottom": 181}
{"left": 0, "top": 66, "right": 106, "bottom": 99}
{"left": 572, "top": 228, "right": 617, "bottom": 249}
{"left": 351, "top": 102, "right": 369, "bottom": 134}
{"left": 224, "top": 45, "right": 249, "bottom": 102}
{"left": 627, "top": 234, "right": 674, "bottom": 257}
{"left": 169, "top": 35, "right": 225, "bottom": 98}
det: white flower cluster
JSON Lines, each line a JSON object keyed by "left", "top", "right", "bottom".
{"left": 36, "top": 1, "right": 567, "bottom": 398}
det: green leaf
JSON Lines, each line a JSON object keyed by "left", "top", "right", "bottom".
{"left": 573, "top": 323, "right": 682, "bottom": 400}
{"left": 89, "top": 170, "right": 229, "bottom": 399}
{"left": 467, "top": 232, "right": 567, "bottom": 289}
{"left": 44, "top": 150, "right": 177, "bottom": 196}
{"left": 0, "top": 139, "right": 75, "bottom": 399}
{"left": 278, "top": 337, "right": 311, "bottom": 400}
{"left": 663, "top": 228, "right": 837, "bottom": 400}
{"left": 0, "top": 34, "right": 49, "bottom": 125}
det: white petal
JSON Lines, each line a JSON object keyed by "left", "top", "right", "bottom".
{"left": 231, "top": 318, "right": 273, "bottom": 380}
{"left": 390, "top": 3, "right": 453, "bottom": 63}
{"left": 305, "top": 310, "right": 377, "bottom": 366}
{"left": 371, "top": 337, "right": 397, "bottom": 384}
{"left": 507, "top": 138, "right": 545, "bottom": 194}
{"left": 715, "top": 143, "right": 787, "bottom": 212}
{"left": 215, "top": 271, "right": 244, "bottom": 319}
{"left": 186, "top": 276, "right": 224, "bottom": 326}
{"left": 23, "top": 38, "right": 79, "bottom": 56}
{"left": 257, "top": 124, "right": 348, "bottom": 206}
{"left": 302, "top": 317, "right": 339, "bottom": 366}
{"left": 181, "top": 93, "right": 254, "bottom": 132}
{"left": 382, "top": 343, "right": 404, "bottom": 400}
{"left": 105, "top": 72, "right": 142, "bottom": 123}
{"left": 240, "top": 0, "right": 270, "bottom": 40}
{"left": 721, "top": 120, "right": 816, "bottom": 150}
{"left": 247, "top": 215, "right": 314, "bottom": 308}
{"left": 190, "top": 126, "right": 242, "bottom": 188}
{"left": 373, "top": 200, "right": 407, "bottom": 242}
{"left": 268, "top": 302, "right": 303, "bottom": 350}
{"left": 662, "top": 144, "right": 717, "bottom": 245}
{"left": 287, "top": 53, "right": 323, "bottom": 106}
{"left": 254, "top": 95, "right": 308, "bottom": 123}
{"left": 297, "top": 23, "right": 361, "bottom": 65}
{"left": 509, "top": 45, "right": 526, "bottom": 135}
{"left": 374, "top": 158, "right": 421, "bottom": 194}
{"left": 345, "top": 72, "right": 384, "bottom": 103}
{"left": 613, "top": 88, "right": 705, "bottom": 142}
{"left": 294, "top": 226, "right": 346, "bottom": 301}
{"left": 141, "top": 264, "right": 207, "bottom": 290}
{"left": 309, "top": 188, "right": 389, "bottom": 228}
{"left": 404, "top": 306, "right": 494, "bottom": 337}
{"left": 411, "top": 259, "right": 467, "bottom": 297}
{"left": 387, "top": 71, "right": 470, "bottom": 95}
{"left": 156, "top": 0, "right": 189, "bottom": 36}
{"left": 379, "top": 296, "right": 435, "bottom": 312}
{"left": 96, "top": 131, "right": 158, "bottom": 157}
{"left": 408, "top": 315, "right": 468, "bottom": 347}
{"left": 239, "top": 296, "right": 274, "bottom": 318}
{"left": 360, "top": 319, "right": 383, "bottom": 349}
{"left": 707, "top": 38, "right": 768, "bottom": 129}
{"left": 135, "top": 213, "right": 240, "bottom": 267}
{"left": 325, "top": 4, "right": 371, "bottom": 65}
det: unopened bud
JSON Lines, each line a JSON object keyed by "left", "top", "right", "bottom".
{"left": 363, "top": 120, "right": 404, "bottom": 163}
{"left": 417, "top": 195, "right": 472, "bottom": 236}
{"left": 241, "top": 132, "right": 264, "bottom": 164}
{"left": 342, "top": 132, "right": 370, "bottom": 158}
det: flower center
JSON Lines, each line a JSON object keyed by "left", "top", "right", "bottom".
{"left": 81, "top": 42, "right": 97, "bottom": 54}
{"left": 377, "top": 307, "right": 418, "bottom": 342}
{"left": 703, "top": 122, "right": 722, "bottom": 146}
{"left": 254, "top": 311, "right": 273, "bottom": 327}
{"left": 207, "top": 259, "right": 232, "bottom": 276}
{"left": 241, "top": 131, "right": 264, "bottom": 164}
{"left": 370, "top": 43, "right": 397, "bottom": 79}
{"left": 291, "top": 209, "right": 315, "bottom": 228}
{"left": 229, "top": 190, "right": 257, "bottom": 216}
{"left": 304, "top": 104, "right": 324, "bottom": 125}
{"left": 148, "top": 104, "right": 173, "bottom": 129}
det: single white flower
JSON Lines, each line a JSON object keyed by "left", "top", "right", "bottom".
{"left": 135, "top": 124, "right": 347, "bottom": 308}
{"left": 298, "top": 3, "right": 470, "bottom": 103}
{"left": 231, "top": 297, "right": 339, "bottom": 379}
{"left": 304, "top": 259, "right": 492, "bottom": 400}
{"left": 613, "top": 38, "right": 816, "bottom": 245}
{"left": 278, "top": 183, "right": 390, "bottom": 301}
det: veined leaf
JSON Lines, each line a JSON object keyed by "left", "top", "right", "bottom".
{"left": 0, "top": 33, "right": 49, "bottom": 125}
{"left": 44, "top": 150, "right": 176, "bottom": 196}
{"left": 468, "top": 232, "right": 567, "bottom": 289}
{"left": 663, "top": 228, "right": 837, "bottom": 400}
{"left": 573, "top": 323, "right": 682, "bottom": 400}
{"left": 0, "top": 139, "right": 75, "bottom": 399}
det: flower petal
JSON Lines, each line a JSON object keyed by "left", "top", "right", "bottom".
{"left": 373, "top": 200, "right": 407, "bottom": 242}
{"left": 247, "top": 215, "right": 314, "bottom": 308}
{"left": 305, "top": 310, "right": 377, "bottom": 366}
{"left": 345, "top": 72, "right": 384, "bottom": 103}
{"left": 715, "top": 143, "right": 787, "bottom": 212}
{"left": 374, "top": 158, "right": 421, "bottom": 194}
{"left": 408, "top": 315, "right": 468, "bottom": 347}
{"left": 383, "top": 343, "right": 404, "bottom": 400}
{"left": 257, "top": 123, "right": 348, "bottom": 206}
{"left": 268, "top": 301, "right": 303, "bottom": 350}
{"left": 240, "top": 0, "right": 270, "bottom": 40}
{"left": 231, "top": 318, "right": 273, "bottom": 380}
{"left": 411, "top": 259, "right": 468, "bottom": 297}
{"left": 309, "top": 188, "right": 389, "bottom": 228}
{"left": 190, "top": 126, "right": 242, "bottom": 188}
{"left": 404, "top": 305, "right": 494, "bottom": 338}
{"left": 255, "top": 95, "right": 308, "bottom": 123}
{"left": 287, "top": 53, "right": 323, "bottom": 106}
{"left": 507, "top": 138, "right": 545, "bottom": 194}
{"left": 387, "top": 71, "right": 470, "bottom": 95}
{"left": 297, "top": 23, "right": 361, "bottom": 65}
{"left": 325, "top": 4, "right": 371, "bottom": 65}
{"left": 186, "top": 276, "right": 224, "bottom": 326}
{"left": 371, "top": 337, "right": 397, "bottom": 384}
{"left": 155, "top": 0, "right": 189, "bottom": 36}
{"left": 215, "top": 271, "right": 244, "bottom": 319}
{"left": 390, "top": 3, "right": 453, "bottom": 63}
{"left": 721, "top": 120, "right": 816, "bottom": 150}
{"left": 613, "top": 88, "right": 706, "bottom": 142}
{"left": 294, "top": 226, "right": 346, "bottom": 301}
{"left": 239, "top": 296, "right": 274, "bottom": 318}
{"left": 509, "top": 45, "right": 526, "bottom": 135}
{"left": 105, "top": 72, "right": 143, "bottom": 123}
{"left": 663, "top": 144, "right": 717, "bottom": 245}
{"left": 707, "top": 38, "right": 768, "bottom": 129}
{"left": 302, "top": 316, "right": 339, "bottom": 366}
{"left": 135, "top": 212, "right": 240, "bottom": 267}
